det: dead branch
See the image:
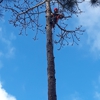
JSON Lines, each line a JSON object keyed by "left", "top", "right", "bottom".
{"left": 54, "top": 23, "right": 85, "bottom": 50}
{"left": 1, "top": 0, "right": 85, "bottom": 47}
{"left": 0, "top": 0, "right": 46, "bottom": 36}
{"left": 17, "top": 0, "right": 46, "bottom": 16}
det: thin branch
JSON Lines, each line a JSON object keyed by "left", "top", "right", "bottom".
{"left": 18, "top": 0, "right": 46, "bottom": 16}
{"left": 54, "top": 23, "right": 85, "bottom": 49}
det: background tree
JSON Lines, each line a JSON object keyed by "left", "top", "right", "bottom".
{"left": 0, "top": 0, "right": 3, "bottom": 3}
{"left": 0, "top": 0, "right": 85, "bottom": 100}
{"left": 90, "top": 0, "right": 100, "bottom": 6}
{"left": 0, "top": 0, "right": 4, "bottom": 18}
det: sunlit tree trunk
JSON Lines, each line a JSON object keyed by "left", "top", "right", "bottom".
{"left": 46, "top": 0, "right": 57, "bottom": 100}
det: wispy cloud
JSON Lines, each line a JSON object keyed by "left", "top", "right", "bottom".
{"left": 94, "top": 92, "right": 100, "bottom": 100}
{"left": 0, "top": 27, "right": 16, "bottom": 69}
{"left": 0, "top": 82, "right": 17, "bottom": 100}
{"left": 93, "top": 75, "right": 100, "bottom": 100}
{"left": 0, "top": 27, "right": 16, "bottom": 58}
{"left": 78, "top": 2, "right": 100, "bottom": 57}
{"left": 0, "top": 51, "right": 3, "bottom": 57}
{"left": 63, "top": 92, "right": 82, "bottom": 100}
{"left": 0, "top": 61, "right": 3, "bottom": 69}
{"left": 70, "top": 92, "right": 82, "bottom": 100}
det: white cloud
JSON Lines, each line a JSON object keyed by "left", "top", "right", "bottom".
{"left": 0, "top": 61, "right": 3, "bottom": 69}
{"left": 94, "top": 92, "right": 100, "bottom": 100}
{"left": 0, "top": 27, "right": 16, "bottom": 58}
{"left": 10, "top": 33, "right": 16, "bottom": 40}
{"left": 78, "top": 2, "right": 100, "bottom": 56}
{"left": 0, "top": 51, "right": 3, "bottom": 57}
{"left": 6, "top": 47, "right": 15, "bottom": 58}
{"left": 62, "top": 91, "right": 83, "bottom": 100}
{"left": 70, "top": 92, "right": 82, "bottom": 100}
{"left": 93, "top": 75, "right": 100, "bottom": 100}
{"left": 0, "top": 27, "right": 16, "bottom": 69}
{"left": 0, "top": 82, "right": 17, "bottom": 100}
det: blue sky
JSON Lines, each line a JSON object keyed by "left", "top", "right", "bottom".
{"left": 0, "top": 1, "right": 100, "bottom": 100}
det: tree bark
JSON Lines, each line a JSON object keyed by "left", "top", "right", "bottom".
{"left": 46, "top": 0, "right": 57, "bottom": 100}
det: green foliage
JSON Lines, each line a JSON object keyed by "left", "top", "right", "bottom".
{"left": 57, "top": 0, "right": 84, "bottom": 14}
{"left": 0, "top": 0, "right": 3, "bottom": 3}
{"left": 90, "top": 0, "right": 100, "bottom": 6}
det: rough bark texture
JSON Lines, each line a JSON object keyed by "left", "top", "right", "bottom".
{"left": 46, "top": 0, "right": 57, "bottom": 100}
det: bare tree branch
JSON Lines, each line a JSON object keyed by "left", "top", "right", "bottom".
{"left": 0, "top": 1, "right": 86, "bottom": 100}
{"left": 18, "top": 0, "right": 46, "bottom": 16}
{"left": 54, "top": 23, "right": 85, "bottom": 50}
{"left": 1, "top": 0, "right": 85, "bottom": 47}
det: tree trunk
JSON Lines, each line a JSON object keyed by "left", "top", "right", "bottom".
{"left": 46, "top": 0, "right": 57, "bottom": 100}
